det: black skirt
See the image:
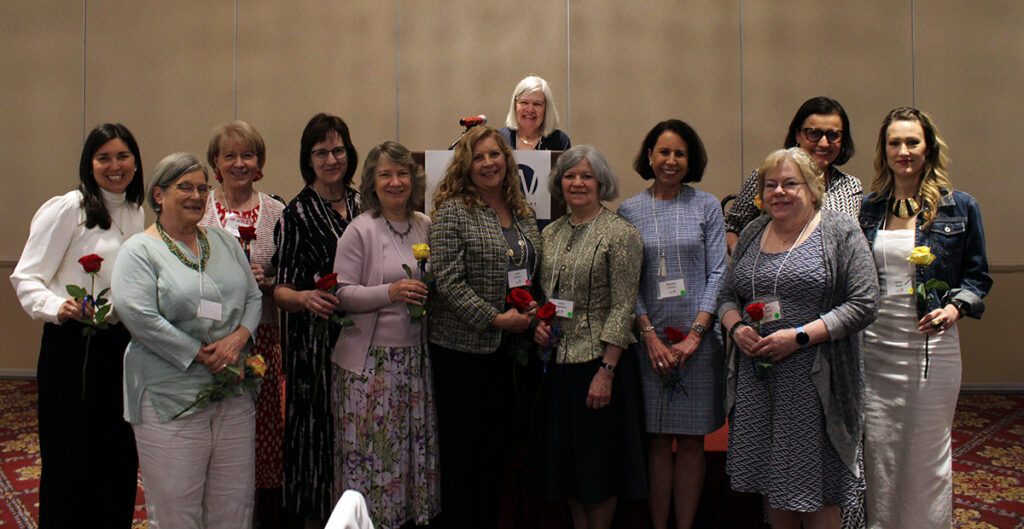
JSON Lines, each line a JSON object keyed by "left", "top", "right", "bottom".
{"left": 541, "top": 353, "right": 648, "bottom": 503}
{"left": 36, "top": 321, "right": 138, "bottom": 529}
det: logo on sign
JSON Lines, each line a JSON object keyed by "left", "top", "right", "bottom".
{"left": 518, "top": 164, "right": 537, "bottom": 195}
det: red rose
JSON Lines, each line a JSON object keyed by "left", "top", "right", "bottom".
{"left": 745, "top": 302, "right": 765, "bottom": 322}
{"left": 537, "top": 302, "right": 556, "bottom": 324}
{"left": 315, "top": 273, "right": 338, "bottom": 291}
{"left": 78, "top": 254, "right": 104, "bottom": 274}
{"left": 237, "top": 225, "right": 257, "bottom": 242}
{"left": 664, "top": 326, "right": 687, "bottom": 344}
{"left": 506, "top": 288, "right": 533, "bottom": 310}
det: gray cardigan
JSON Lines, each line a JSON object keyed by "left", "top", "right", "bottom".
{"left": 717, "top": 210, "right": 878, "bottom": 474}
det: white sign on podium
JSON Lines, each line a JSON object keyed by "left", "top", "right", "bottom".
{"left": 423, "top": 150, "right": 552, "bottom": 223}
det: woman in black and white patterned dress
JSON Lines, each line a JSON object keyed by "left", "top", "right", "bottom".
{"left": 717, "top": 148, "right": 877, "bottom": 529}
{"left": 274, "top": 113, "right": 360, "bottom": 522}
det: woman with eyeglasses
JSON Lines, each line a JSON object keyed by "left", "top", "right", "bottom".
{"left": 717, "top": 148, "right": 877, "bottom": 529}
{"left": 11, "top": 123, "right": 144, "bottom": 528}
{"left": 274, "top": 113, "right": 361, "bottom": 522}
{"left": 724, "top": 97, "right": 862, "bottom": 255}
{"left": 112, "top": 152, "right": 263, "bottom": 527}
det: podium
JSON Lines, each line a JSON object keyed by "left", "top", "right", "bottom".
{"left": 413, "top": 150, "right": 565, "bottom": 223}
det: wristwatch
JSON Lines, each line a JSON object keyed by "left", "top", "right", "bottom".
{"left": 951, "top": 299, "right": 968, "bottom": 319}
{"left": 690, "top": 323, "right": 707, "bottom": 337}
{"left": 795, "top": 326, "right": 810, "bottom": 348}
{"left": 600, "top": 362, "right": 616, "bottom": 374}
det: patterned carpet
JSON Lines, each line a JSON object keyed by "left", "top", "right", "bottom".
{"left": 1, "top": 379, "right": 1022, "bottom": 528}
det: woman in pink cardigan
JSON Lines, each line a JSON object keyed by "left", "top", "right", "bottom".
{"left": 331, "top": 141, "right": 440, "bottom": 527}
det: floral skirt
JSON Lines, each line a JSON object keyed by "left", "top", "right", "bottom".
{"left": 332, "top": 345, "right": 440, "bottom": 529}
{"left": 253, "top": 321, "right": 284, "bottom": 488}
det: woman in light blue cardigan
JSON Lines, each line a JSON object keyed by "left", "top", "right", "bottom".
{"left": 112, "top": 152, "right": 262, "bottom": 528}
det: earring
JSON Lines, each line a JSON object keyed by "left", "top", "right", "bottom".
{"left": 214, "top": 170, "right": 222, "bottom": 182}
{"left": 253, "top": 171, "right": 262, "bottom": 182}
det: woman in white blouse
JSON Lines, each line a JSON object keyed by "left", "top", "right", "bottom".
{"left": 10, "top": 123, "right": 145, "bottom": 528}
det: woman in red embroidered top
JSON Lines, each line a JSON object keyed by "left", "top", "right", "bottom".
{"left": 198, "top": 120, "right": 286, "bottom": 525}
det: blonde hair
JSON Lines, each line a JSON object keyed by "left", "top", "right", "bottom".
{"left": 871, "top": 107, "right": 952, "bottom": 230}
{"left": 755, "top": 147, "right": 826, "bottom": 210}
{"left": 431, "top": 126, "right": 533, "bottom": 219}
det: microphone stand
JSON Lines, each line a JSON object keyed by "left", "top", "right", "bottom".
{"left": 448, "top": 124, "right": 482, "bottom": 150}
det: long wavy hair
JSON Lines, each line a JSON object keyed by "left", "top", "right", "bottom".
{"left": 431, "top": 126, "right": 532, "bottom": 219}
{"left": 870, "top": 107, "right": 952, "bottom": 230}
{"left": 78, "top": 123, "right": 144, "bottom": 229}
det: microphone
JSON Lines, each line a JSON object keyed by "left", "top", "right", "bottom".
{"left": 459, "top": 115, "right": 487, "bottom": 127}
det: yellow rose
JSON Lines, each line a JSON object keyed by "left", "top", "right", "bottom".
{"left": 245, "top": 354, "right": 268, "bottom": 378}
{"left": 907, "top": 246, "right": 936, "bottom": 266}
{"left": 753, "top": 195, "right": 763, "bottom": 210}
{"left": 413, "top": 243, "right": 430, "bottom": 260}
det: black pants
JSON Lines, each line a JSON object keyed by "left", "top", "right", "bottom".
{"left": 429, "top": 343, "right": 516, "bottom": 529}
{"left": 37, "top": 321, "right": 138, "bottom": 529}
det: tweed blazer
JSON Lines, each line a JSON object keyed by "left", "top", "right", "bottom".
{"left": 428, "top": 197, "right": 541, "bottom": 354}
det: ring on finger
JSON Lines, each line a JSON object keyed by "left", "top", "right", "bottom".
{"left": 657, "top": 361, "right": 664, "bottom": 368}
{"left": 931, "top": 317, "right": 943, "bottom": 328}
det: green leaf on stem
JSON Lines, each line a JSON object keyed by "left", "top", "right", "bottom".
{"left": 66, "top": 285, "right": 88, "bottom": 298}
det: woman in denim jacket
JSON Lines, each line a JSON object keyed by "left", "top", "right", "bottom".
{"left": 859, "top": 107, "right": 992, "bottom": 529}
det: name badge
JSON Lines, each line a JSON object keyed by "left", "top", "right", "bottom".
{"left": 657, "top": 278, "right": 686, "bottom": 299}
{"left": 550, "top": 298, "right": 574, "bottom": 318}
{"left": 884, "top": 276, "right": 914, "bottom": 297}
{"left": 761, "top": 300, "right": 783, "bottom": 323}
{"left": 508, "top": 268, "right": 530, "bottom": 288}
{"left": 222, "top": 214, "right": 250, "bottom": 238}
{"left": 198, "top": 299, "right": 223, "bottom": 321}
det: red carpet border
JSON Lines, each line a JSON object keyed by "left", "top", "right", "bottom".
{"left": 1, "top": 379, "right": 1022, "bottom": 528}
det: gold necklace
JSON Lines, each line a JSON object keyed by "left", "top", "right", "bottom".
{"left": 156, "top": 219, "right": 210, "bottom": 271}
{"left": 890, "top": 195, "right": 921, "bottom": 218}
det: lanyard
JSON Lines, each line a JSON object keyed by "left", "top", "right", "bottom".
{"left": 648, "top": 188, "right": 684, "bottom": 278}
{"left": 751, "top": 214, "right": 813, "bottom": 300}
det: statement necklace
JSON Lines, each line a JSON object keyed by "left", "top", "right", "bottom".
{"left": 156, "top": 219, "right": 210, "bottom": 271}
{"left": 890, "top": 195, "right": 921, "bottom": 219}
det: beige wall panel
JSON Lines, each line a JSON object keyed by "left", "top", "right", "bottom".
{"left": 0, "top": 263, "right": 43, "bottom": 372}
{"left": 397, "top": 0, "right": 569, "bottom": 155}
{"left": 236, "top": 2, "right": 398, "bottom": 199}
{"left": 741, "top": 1, "right": 913, "bottom": 191}
{"left": 84, "top": 1, "right": 235, "bottom": 173}
{"left": 569, "top": 1, "right": 742, "bottom": 208}
{"left": 0, "top": 3, "right": 83, "bottom": 259}
{"left": 914, "top": 0, "right": 1024, "bottom": 266}
{"left": 960, "top": 272, "right": 1024, "bottom": 385}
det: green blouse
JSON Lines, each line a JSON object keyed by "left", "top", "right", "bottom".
{"left": 539, "top": 208, "right": 642, "bottom": 364}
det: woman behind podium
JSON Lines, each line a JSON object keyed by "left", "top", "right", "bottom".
{"left": 499, "top": 75, "right": 571, "bottom": 151}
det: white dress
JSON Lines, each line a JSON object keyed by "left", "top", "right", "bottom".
{"left": 863, "top": 229, "right": 960, "bottom": 529}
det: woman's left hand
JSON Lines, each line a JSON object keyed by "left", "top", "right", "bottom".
{"left": 199, "top": 328, "right": 250, "bottom": 374}
{"left": 669, "top": 334, "right": 701, "bottom": 369}
{"left": 918, "top": 305, "right": 959, "bottom": 335}
{"left": 586, "top": 369, "right": 613, "bottom": 409}
{"left": 251, "top": 263, "right": 274, "bottom": 289}
{"left": 749, "top": 329, "right": 800, "bottom": 363}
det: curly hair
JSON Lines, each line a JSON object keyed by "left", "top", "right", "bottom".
{"left": 870, "top": 107, "right": 952, "bottom": 230}
{"left": 431, "top": 126, "right": 533, "bottom": 219}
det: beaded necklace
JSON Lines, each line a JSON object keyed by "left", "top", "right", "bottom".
{"left": 156, "top": 219, "right": 210, "bottom": 271}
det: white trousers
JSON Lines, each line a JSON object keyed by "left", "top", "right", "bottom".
{"left": 134, "top": 391, "right": 256, "bottom": 529}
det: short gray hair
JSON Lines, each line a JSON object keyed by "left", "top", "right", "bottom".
{"left": 147, "top": 152, "right": 209, "bottom": 214}
{"left": 549, "top": 145, "right": 618, "bottom": 205}
{"left": 504, "top": 75, "right": 561, "bottom": 137}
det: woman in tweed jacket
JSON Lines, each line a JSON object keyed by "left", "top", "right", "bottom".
{"left": 428, "top": 126, "right": 541, "bottom": 529}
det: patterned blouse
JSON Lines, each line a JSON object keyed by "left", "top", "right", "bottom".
{"left": 538, "top": 208, "right": 642, "bottom": 364}
{"left": 724, "top": 166, "right": 863, "bottom": 234}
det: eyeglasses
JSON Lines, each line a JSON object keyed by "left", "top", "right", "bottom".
{"left": 802, "top": 128, "right": 843, "bottom": 144}
{"left": 311, "top": 147, "right": 347, "bottom": 162}
{"left": 763, "top": 180, "right": 807, "bottom": 193}
{"left": 174, "top": 183, "right": 212, "bottom": 196}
